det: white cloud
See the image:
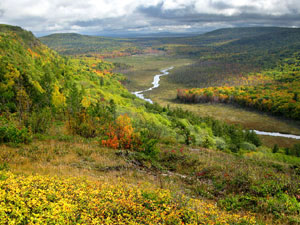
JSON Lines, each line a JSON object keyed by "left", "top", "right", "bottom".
{"left": 0, "top": 0, "right": 299, "bottom": 35}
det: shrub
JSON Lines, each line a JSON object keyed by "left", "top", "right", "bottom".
{"left": 0, "top": 172, "right": 257, "bottom": 224}
{"left": 201, "top": 135, "right": 215, "bottom": 148}
{"left": 25, "top": 107, "right": 52, "bottom": 133}
{"left": 0, "top": 117, "right": 32, "bottom": 144}
{"left": 292, "top": 144, "right": 300, "bottom": 157}
{"left": 219, "top": 194, "right": 258, "bottom": 211}
{"left": 272, "top": 144, "right": 279, "bottom": 153}
{"left": 68, "top": 110, "right": 98, "bottom": 138}
{"left": 215, "top": 137, "right": 226, "bottom": 150}
{"left": 240, "top": 142, "right": 257, "bottom": 151}
{"left": 261, "top": 194, "right": 300, "bottom": 217}
{"left": 101, "top": 114, "right": 137, "bottom": 150}
{"left": 139, "top": 129, "right": 159, "bottom": 158}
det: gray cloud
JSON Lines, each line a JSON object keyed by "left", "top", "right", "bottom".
{"left": 0, "top": 9, "right": 4, "bottom": 17}
{"left": 0, "top": 0, "right": 299, "bottom": 36}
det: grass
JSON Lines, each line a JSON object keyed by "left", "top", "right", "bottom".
{"left": 1, "top": 134, "right": 300, "bottom": 224}
{"left": 107, "top": 55, "right": 193, "bottom": 91}
{"left": 1, "top": 117, "right": 300, "bottom": 224}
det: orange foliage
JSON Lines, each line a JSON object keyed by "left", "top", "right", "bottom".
{"left": 27, "top": 48, "right": 39, "bottom": 58}
{"left": 101, "top": 114, "right": 137, "bottom": 149}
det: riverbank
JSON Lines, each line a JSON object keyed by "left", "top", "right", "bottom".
{"left": 132, "top": 67, "right": 174, "bottom": 104}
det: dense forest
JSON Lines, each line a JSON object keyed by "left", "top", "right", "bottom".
{"left": 171, "top": 29, "right": 300, "bottom": 121}
{"left": 1, "top": 24, "right": 300, "bottom": 224}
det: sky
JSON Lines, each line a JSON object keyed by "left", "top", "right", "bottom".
{"left": 0, "top": 0, "right": 300, "bottom": 36}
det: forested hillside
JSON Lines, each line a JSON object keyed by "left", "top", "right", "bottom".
{"left": 1, "top": 25, "right": 300, "bottom": 224}
{"left": 1, "top": 25, "right": 261, "bottom": 151}
{"left": 174, "top": 28, "right": 300, "bottom": 121}
{"left": 39, "top": 33, "right": 157, "bottom": 57}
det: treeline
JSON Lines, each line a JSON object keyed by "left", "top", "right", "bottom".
{"left": 144, "top": 102, "right": 262, "bottom": 153}
{"left": 168, "top": 60, "right": 258, "bottom": 88}
{"left": 177, "top": 56, "right": 300, "bottom": 120}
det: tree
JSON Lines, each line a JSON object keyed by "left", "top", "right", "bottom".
{"left": 52, "top": 83, "right": 66, "bottom": 109}
{"left": 108, "top": 99, "right": 116, "bottom": 119}
{"left": 293, "top": 93, "right": 298, "bottom": 101}
{"left": 272, "top": 144, "right": 279, "bottom": 153}
{"left": 16, "top": 88, "right": 31, "bottom": 122}
{"left": 292, "top": 144, "right": 300, "bottom": 157}
{"left": 67, "top": 83, "right": 82, "bottom": 115}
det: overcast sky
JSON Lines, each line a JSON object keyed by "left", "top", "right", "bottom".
{"left": 0, "top": 0, "right": 300, "bottom": 36}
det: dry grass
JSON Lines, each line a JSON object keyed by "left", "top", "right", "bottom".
{"left": 1, "top": 138, "right": 299, "bottom": 224}
{"left": 0, "top": 140, "right": 185, "bottom": 194}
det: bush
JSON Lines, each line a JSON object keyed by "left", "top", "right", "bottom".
{"left": 201, "top": 135, "right": 215, "bottom": 148}
{"left": 68, "top": 110, "right": 98, "bottom": 138}
{"left": 261, "top": 194, "right": 300, "bottom": 217}
{"left": 240, "top": 142, "right": 257, "bottom": 151}
{"left": 292, "top": 144, "right": 300, "bottom": 157}
{"left": 25, "top": 107, "right": 52, "bottom": 134}
{"left": 0, "top": 172, "right": 257, "bottom": 224}
{"left": 139, "top": 129, "right": 159, "bottom": 159}
{"left": 101, "top": 114, "right": 137, "bottom": 149}
{"left": 215, "top": 137, "right": 226, "bottom": 150}
{"left": 245, "top": 130, "right": 262, "bottom": 147}
{"left": 0, "top": 117, "right": 32, "bottom": 144}
{"left": 219, "top": 194, "right": 258, "bottom": 211}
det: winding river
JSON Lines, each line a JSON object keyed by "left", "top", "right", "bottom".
{"left": 133, "top": 67, "right": 300, "bottom": 140}
{"left": 132, "top": 67, "right": 174, "bottom": 104}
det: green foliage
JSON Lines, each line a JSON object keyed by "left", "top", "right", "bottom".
{"left": 39, "top": 33, "right": 143, "bottom": 56}
{"left": 177, "top": 56, "right": 300, "bottom": 120}
{"left": 25, "top": 107, "right": 52, "bottom": 134}
{"left": 68, "top": 110, "right": 98, "bottom": 138}
{"left": 240, "top": 142, "right": 257, "bottom": 151}
{"left": 273, "top": 144, "right": 279, "bottom": 153}
{"left": 215, "top": 137, "right": 227, "bottom": 150}
{"left": 0, "top": 117, "right": 32, "bottom": 144}
{"left": 172, "top": 119, "right": 195, "bottom": 145}
{"left": 292, "top": 144, "right": 300, "bottom": 157}
{"left": 0, "top": 163, "right": 9, "bottom": 171}
{"left": 139, "top": 129, "right": 159, "bottom": 159}
{"left": 219, "top": 195, "right": 258, "bottom": 211}
{"left": 201, "top": 135, "right": 215, "bottom": 148}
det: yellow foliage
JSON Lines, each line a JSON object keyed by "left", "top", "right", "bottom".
{"left": 52, "top": 84, "right": 66, "bottom": 108}
{"left": 81, "top": 96, "right": 91, "bottom": 108}
{"left": 0, "top": 171, "right": 257, "bottom": 224}
{"left": 16, "top": 88, "right": 31, "bottom": 112}
{"left": 32, "top": 81, "right": 45, "bottom": 93}
{"left": 0, "top": 63, "right": 20, "bottom": 90}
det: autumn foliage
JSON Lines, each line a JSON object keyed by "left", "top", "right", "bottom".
{"left": 177, "top": 57, "right": 300, "bottom": 120}
{"left": 101, "top": 114, "right": 138, "bottom": 150}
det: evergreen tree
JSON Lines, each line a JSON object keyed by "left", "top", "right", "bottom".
{"left": 272, "top": 144, "right": 279, "bottom": 153}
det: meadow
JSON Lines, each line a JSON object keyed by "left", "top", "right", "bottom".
{"left": 107, "top": 54, "right": 193, "bottom": 91}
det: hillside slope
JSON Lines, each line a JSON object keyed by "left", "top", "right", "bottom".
{"left": 1, "top": 25, "right": 300, "bottom": 224}
{"left": 39, "top": 33, "right": 142, "bottom": 56}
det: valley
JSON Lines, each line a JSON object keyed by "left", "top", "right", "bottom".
{"left": 1, "top": 24, "right": 300, "bottom": 224}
